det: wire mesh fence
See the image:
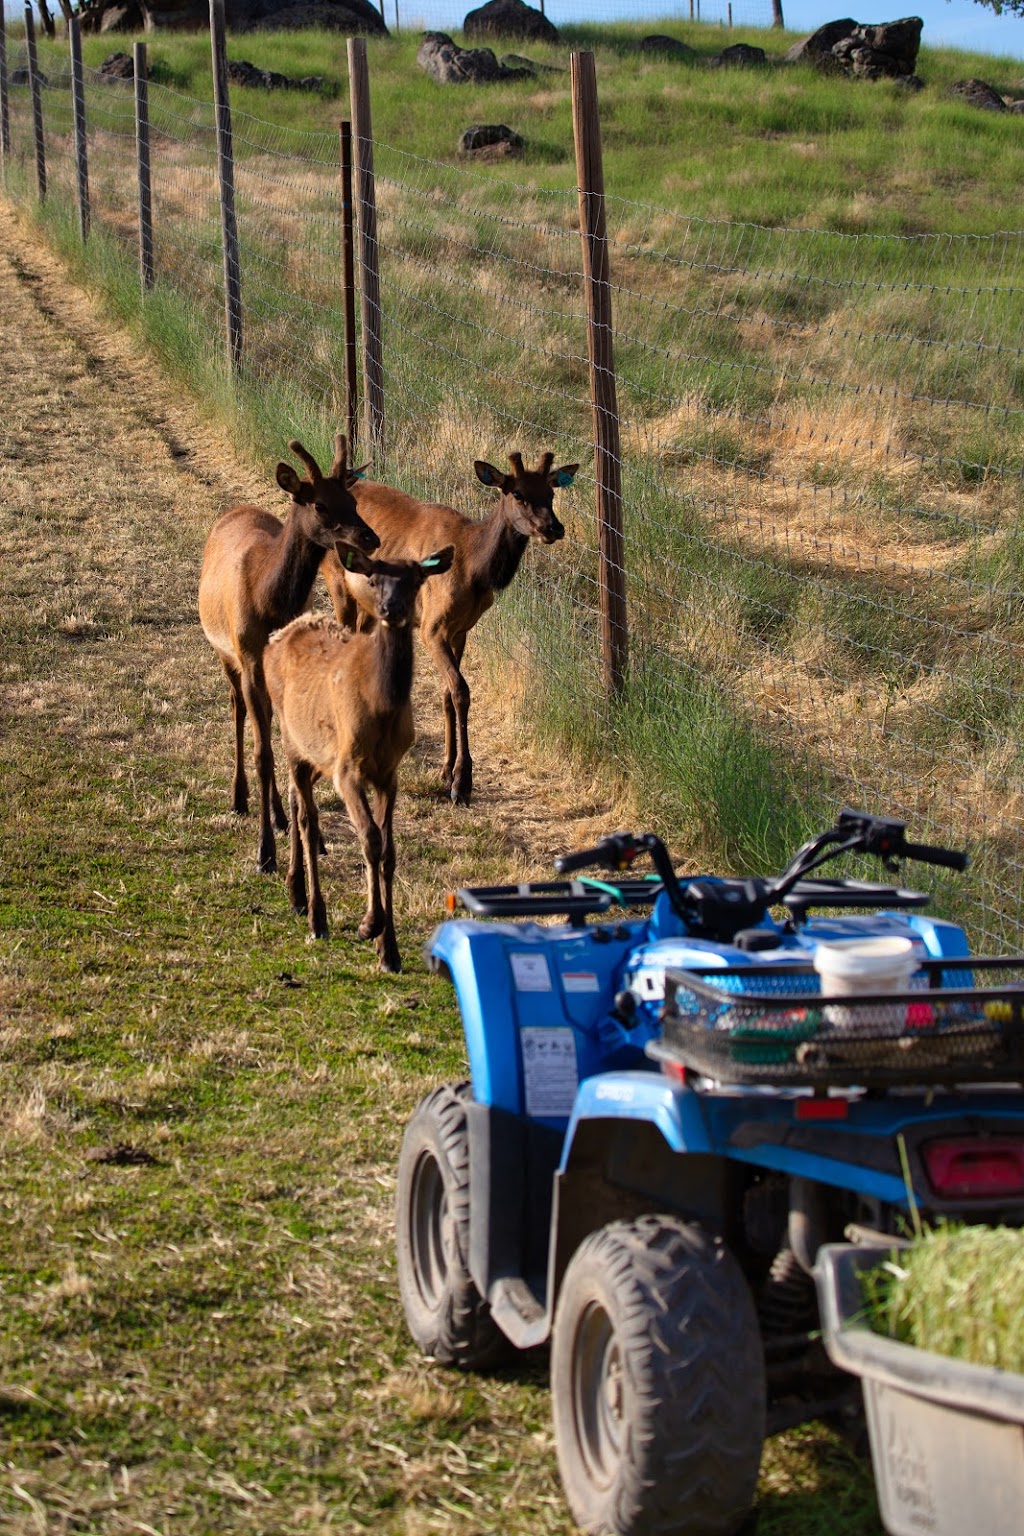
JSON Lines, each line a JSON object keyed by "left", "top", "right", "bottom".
{"left": 2, "top": 28, "right": 1022, "bottom": 949}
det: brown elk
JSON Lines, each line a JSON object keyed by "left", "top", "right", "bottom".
{"left": 198, "top": 434, "right": 378, "bottom": 875}
{"left": 265, "top": 543, "right": 455, "bottom": 971}
{"left": 320, "top": 450, "right": 577, "bottom": 806}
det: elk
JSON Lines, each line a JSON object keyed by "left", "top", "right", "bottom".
{"left": 320, "top": 450, "right": 577, "bottom": 806}
{"left": 198, "top": 434, "right": 378, "bottom": 875}
{"left": 265, "top": 544, "right": 455, "bottom": 971}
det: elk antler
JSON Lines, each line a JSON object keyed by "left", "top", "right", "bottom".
{"left": 508, "top": 451, "right": 525, "bottom": 478}
{"left": 328, "top": 432, "right": 349, "bottom": 480}
{"left": 288, "top": 440, "right": 323, "bottom": 484}
{"left": 537, "top": 451, "right": 554, "bottom": 477}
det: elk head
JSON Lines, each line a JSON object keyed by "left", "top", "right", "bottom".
{"left": 338, "top": 545, "right": 456, "bottom": 628}
{"left": 474, "top": 451, "right": 578, "bottom": 544}
{"left": 276, "top": 433, "right": 379, "bottom": 554}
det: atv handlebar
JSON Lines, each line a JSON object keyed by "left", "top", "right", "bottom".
{"left": 553, "top": 811, "right": 968, "bottom": 943}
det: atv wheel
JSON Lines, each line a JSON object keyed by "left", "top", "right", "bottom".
{"left": 551, "top": 1215, "right": 765, "bottom": 1536}
{"left": 395, "top": 1082, "right": 508, "bottom": 1368}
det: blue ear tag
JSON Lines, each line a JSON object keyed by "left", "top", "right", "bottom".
{"left": 345, "top": 550, "right": 356, "bottom": 570}
{"left": 421, "top": 555, "right": 441, "bottom": 569}
{"left": 351, "top": 469, "right": 365, "bottom": 480}
{"left": 555, "top": 471, "right": 575, "bottom": 487}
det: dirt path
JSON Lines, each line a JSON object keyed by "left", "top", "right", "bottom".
{"left": 0, "top": 198, "right": 629, "bottom": 878}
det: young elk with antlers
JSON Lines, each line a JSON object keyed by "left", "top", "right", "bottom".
{"left": 198, "top": 434, "right": 378, "bottom": 875}
{"left": 265, "top": 544, "right": 455, "bottom": 971}
{"left": 321, "top": 450, "right": 577, "bottom": 806}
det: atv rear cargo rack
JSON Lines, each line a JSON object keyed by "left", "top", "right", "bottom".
{"left": 653, "top": 957, "right": 1024, "bottom": 1089}
{"left": 451, "top": 876, "right": 663, "bottom": 923}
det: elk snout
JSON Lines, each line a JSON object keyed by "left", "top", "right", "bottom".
{"left": 540, "top": 513, "right": 565, "bottom": 543}
{"left": 347, "top": 515, "right": 381, "bottom": 554}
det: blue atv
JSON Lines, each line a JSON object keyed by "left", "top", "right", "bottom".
{"left": 396, "top": 809, "right": 1024, "bottom": 1536}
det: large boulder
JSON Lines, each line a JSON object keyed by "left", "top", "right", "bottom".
{"left": 417, "top": 32, "right": 532, "bottom": 84}
{"left": 463, "top": 0, "right": 558, "bottom": 45}
{"left": 786, "top": 16, "right": 922, "bottom": 79}
{"left": 458, "top": 123, "right": 525, "bottom": 157}
{"left": 81, "top": 0, "right": 387, "bottom": 33}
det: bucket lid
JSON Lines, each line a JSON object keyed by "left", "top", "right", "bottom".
{"left": 812, "top": 936, "right": 917, "bottom": 979}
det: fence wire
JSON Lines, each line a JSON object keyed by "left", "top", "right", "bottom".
{"left": 3, "top": 39, "right": 1022, "bottom": 948}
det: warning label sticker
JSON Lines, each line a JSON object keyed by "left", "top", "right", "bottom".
{"left": 520, "top": 1027, "right": 579, "bottom": 1118}
{"left": 510, "top": 952, "right": 553, "bottom": 992}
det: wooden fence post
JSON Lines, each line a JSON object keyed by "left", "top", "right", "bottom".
{"left": 209, "top": 0, "right": 242, "bottom": 371}
{"left": 24, "top": 5, "right": 46, "bottom": 203}
{"left": 339, "top": 119, "right": 359, "bottom": 454}
{"left": 347, "top": 37, "right": 384, "bottom": 460}
{"left": 0, "top": 8, "right": 10, "bottom": 174}
{"left": 134, "top": 41, "right": 154, "bottom": 291}
{"left": 571, "top": 50, "right": 628, "bottom": 698}
{"left": 69, "top": 16, "right": 89, "bottom": 241}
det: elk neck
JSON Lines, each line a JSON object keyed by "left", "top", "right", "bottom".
{"left": 367, "top": 615, "right": 416, "bottom": 715}
{"left": 466, "top": 499, "right": 529, "bottom": 594}
{"left": 257, "top": 501, "right": 331, "bottom": 626}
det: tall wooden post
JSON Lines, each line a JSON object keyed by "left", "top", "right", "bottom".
{"left": 0, "top": 7, "right": 10, "bottom": 172}
{"left": 210, "top": 0, "right": 242, "bottom": 371}
{"left": 24, "top": 5, "right": 46, "bottom": 202}
{"left": 571, "top": 51, "right": 627, "bottom": 698}
{"left": 347, "top": 37, "right": 384, "bottom": 460}
{"left": 134, "top": 42, "right": 154, "bottom": 291}
{"left": 339, "top": 119, "right": 359, "bottom": 454}
{"left": 772, "top": 0, "right": 785, "bottom": 26}
{"left": 69, "top": 17, "right": 90, "bottom": 241}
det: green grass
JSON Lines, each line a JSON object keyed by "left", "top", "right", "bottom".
{"left": 861, "top": 1226, "right": 1024, "bottom": 1372}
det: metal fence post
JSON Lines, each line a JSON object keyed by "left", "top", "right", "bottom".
{"left": 571, "top": 50, "right": 628, "bottom": 698}
{"left": 347, "top": 37, "right": 384, "bottom": 461}
{"left": 134, "top": 42, "right": 154, "bottom": 292}
{"left": 209, "top": 0, "right": 242, "bottom": 371}
{"left": 24, "top": 4, "right": 46, "bottom": 203}
{"left": 69, "top": 16, "right": 89, "bottom": 241}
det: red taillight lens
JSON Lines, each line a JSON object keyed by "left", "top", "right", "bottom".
{"left": 922, "top": 1137, "right": 1024, "bottom": 1198}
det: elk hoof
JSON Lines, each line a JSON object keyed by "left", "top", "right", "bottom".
{"left": 450, "top": 784, "right": 472, "bottom": 807}
{"left": 377, "top": 941, "right": 401, "bottom": 973}
{"left": 358, "top": 913, "right": 384, "bottom": 941}
{"left": 258, "top": 850, "right": 277, "bottom": 875}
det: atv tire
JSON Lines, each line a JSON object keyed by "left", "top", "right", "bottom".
{"left": 551, "top": 1214, "right": 765, "bottom": 1536}
{"left": 395, "top": 1081, "right": 508, "bottom": 1369}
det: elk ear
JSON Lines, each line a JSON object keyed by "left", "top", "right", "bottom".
{"left": 347, "top": 462, "right": 371, "bottom": 485}
{"left": 276, "top": 462, "right": 305, "bottom": 498}
{"left": 337, "top": 543, "right": 374, "bottom": 576}
{"left": 475, "top": 460, "right": 512, "bottom": 491}
{"left": 420, "top": 545, "right": 455, "bottom": 575}
{"left": 550, "top": 463, "right": 579, "bottom": 489}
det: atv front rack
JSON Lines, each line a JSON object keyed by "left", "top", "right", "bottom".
{"left": 451, "top": 876, "right": 664, "bottom": 924}
{"left": 654, "top": 957, "right": 1024, "bottom": 1089}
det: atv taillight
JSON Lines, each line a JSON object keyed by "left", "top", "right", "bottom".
{"left": 922, "top": 1137, "right": 1024, "bottom": 1198}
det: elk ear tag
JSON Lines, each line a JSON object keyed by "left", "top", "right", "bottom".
{"left": 474, "top": 460, "right": 503, "bottom": 487}
{"left": 421, "top": 545, "right": 455, "bottom": 574}
{"left": 553, "top": 464, "right": 579, "bottom": 488}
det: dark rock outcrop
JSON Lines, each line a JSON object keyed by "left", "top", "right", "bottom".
{"left": 80, "top": 0, "right": 387, "bottom": 34}
{"left": 786, "top": 16, "right": 922, "bottom": 80}
{"left": 949, "top": 78, "right": 1008, "bottom": 112}
{"left": 458, "top": 123, "right": 525, "bottom": 157}
{"left": 711, "top": 42, "right": 767, "bottom": 68}
{"left": 97, "top": 50, "right": 138, "bottom": 79}
{"left": 227, "top": 58, "right": 326, "bottom": 90}
{"left": 463, "top": 0, "right": 558, "bottom": 45}
{"left": 417, "top": 32, "right": 532, "bottom": 85}
{"left": 639, "top": 34, "right": 696, "bottom": 59}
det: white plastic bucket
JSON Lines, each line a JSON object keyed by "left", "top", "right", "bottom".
{"left": 813, "top": 936, "right": 919, "bottom": 1030}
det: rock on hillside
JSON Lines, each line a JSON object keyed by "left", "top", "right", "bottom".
{"left": 81, "top": 0, "right": 387, "bottom": 34}
{"left": 463, "top": 0, "right": 558, "bottom": 44}
{"left": 786, "top": 16, "right": 922, "bottom": 79}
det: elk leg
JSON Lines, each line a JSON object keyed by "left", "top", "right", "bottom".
{"left": 241, "top": 668, "right": 277, "bottom": 874}
{"left": 293, "top": 761, "right": 327, "bottom": 940}
{"left": 286, "top": 778, "right": 308, "bottom": 917}
{"left": 426, "top": 630, "right": 472, "bottom": 806}
{"left": 338, "top": 772, "right": 385, "bottom": 942}
{"left": 222, "top": 659, "right": 249, "bottom": 816}
{"left": 374, "top": 780, "right": 401, "bottom": 974}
